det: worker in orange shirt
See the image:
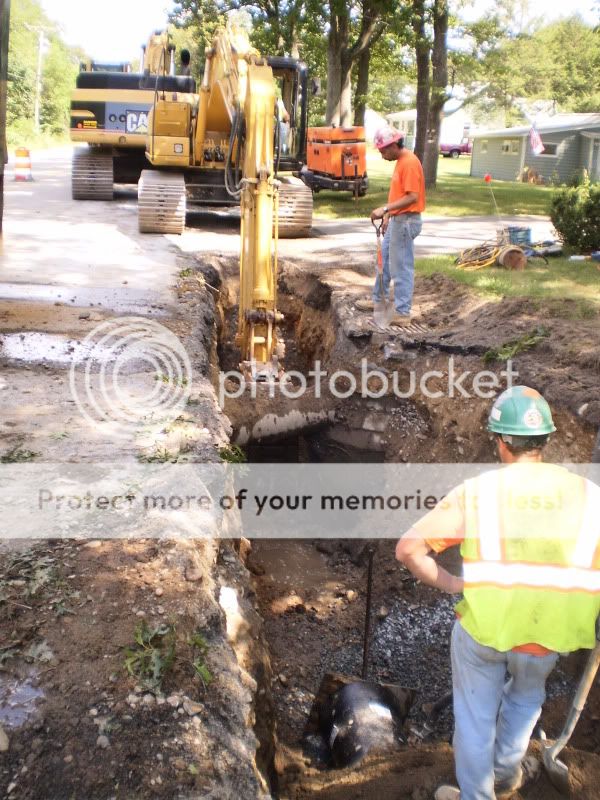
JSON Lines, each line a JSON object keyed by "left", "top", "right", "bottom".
{"left": 396, "top": 386, "right": 600, "bottom": 800}
{"left": 357, "top": 127, "right": 426, "bottom": 326}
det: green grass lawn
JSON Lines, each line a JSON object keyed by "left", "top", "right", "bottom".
{"left": 415, "top": 255, "right": 600, "bottom": 318}
{"left": 313, "top": 149, "right": 554, "bottom": 219}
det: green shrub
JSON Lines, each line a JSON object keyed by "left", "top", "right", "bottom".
{"left": 550, "top": 179, "right": 600, "bottom": 253}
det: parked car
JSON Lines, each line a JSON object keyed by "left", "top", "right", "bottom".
{"left": 440, "top": 140, "right": 472, "bottom": 158}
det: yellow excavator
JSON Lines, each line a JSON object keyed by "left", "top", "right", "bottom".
{"left": 70, "top": 30, "right": 196, "bottom": 198}
{"left": 140, "top": 15, "right": 311, "bottom": 376}
{"left": 138, "top": 17, "right": 313, "bottom": 241}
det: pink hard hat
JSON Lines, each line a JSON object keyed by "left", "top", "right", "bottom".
{"left": 374, "top": 126, "right": 404, "bottom": 150}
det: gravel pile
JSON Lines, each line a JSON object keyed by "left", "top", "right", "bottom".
{"left": 371, "top": 596, "right": 456, "bottom": 714}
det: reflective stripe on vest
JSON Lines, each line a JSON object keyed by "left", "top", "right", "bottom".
{"left": 463, "top": 561, "right": 600, "bottom": 592}
{"left": 467, "top": 472, "right": 600, "bottom": 588}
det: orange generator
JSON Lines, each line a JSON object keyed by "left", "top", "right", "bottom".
{"left": 300, "top": 126, "right": 368, "bottom": 197}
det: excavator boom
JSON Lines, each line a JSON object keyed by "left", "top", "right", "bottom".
{"left": 237, "top": 60, "right": 281, "bottom": 378}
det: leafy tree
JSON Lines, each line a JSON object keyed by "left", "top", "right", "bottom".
{"left": 423, "top": 0, "right": 448, "bottom": 189}
{"left": 40, "top": 37, "right": 78, "bottom": 134}
{"left": 412, "top": 0, "right": 430, "bottom": 162}
{"left": 539, "top": 18, "right": 600, "bottom": 111}
{"left": 458, "top": 15, "right": 600, "bottom": 120}
{"left": 354, "top": 1, "right": 413, "bottom": 125}
{"left": 324, "top": 0, "right": 392, "bottom": 126}
{"left": 7, "top": 0, "right": 82, "bottom": 138}
{"left": 168, "top": 0, "right": 224, "bottom": 77}
{"left": 6, "top": 0, "right": 41, "bottom": 126}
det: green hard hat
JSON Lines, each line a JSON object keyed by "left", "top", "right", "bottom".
{"left": 488, "top": 385, "right": 556, "bottom": 436}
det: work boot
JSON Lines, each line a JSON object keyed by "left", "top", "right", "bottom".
{"left": 390, "top": 313, "right": 412, "bottom": 326}
{"left": 496, "top": 755, "right": 540, "bottom": 797}
{"left": 355, "top": 298, "right": 378, "bottom": 312}
{"left": 433, "top": 786, "right": 460, "bottom": 800}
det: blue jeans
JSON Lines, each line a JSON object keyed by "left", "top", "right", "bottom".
{"left": 372, "top": 213, "right": 422, "bottom": 314}
{"left": 451, "top": 621, "right": 558, "bottom": 800}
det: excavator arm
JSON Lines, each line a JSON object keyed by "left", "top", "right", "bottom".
{"left": 196, "top": 21, "right": 284, "bottom": 378}
{"left": 236, "top": 60, "right": 282, "bottom": 380}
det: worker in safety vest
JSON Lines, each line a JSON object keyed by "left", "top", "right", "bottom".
{"left": 396, "top": 386, "right": 600, "bottom": 800}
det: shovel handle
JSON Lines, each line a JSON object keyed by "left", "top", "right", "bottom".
{"left": 373, "top": 219, "right": 384, "bottom": 273}
{"left": 361, "top": 545, "right": 376, "bottom": 680}
{"left": 547, "top": 640, "right": 600, "bottom": 760}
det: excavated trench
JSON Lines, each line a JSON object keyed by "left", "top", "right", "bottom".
{"left": 202, "top": 258, "right": 598, "bottom": 798}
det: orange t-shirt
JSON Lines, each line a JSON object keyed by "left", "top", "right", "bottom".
{"left": 388, "top": 150, "right": 426, "bottom": 214}
{"left": 413, "top": 485, "right": 552, "bottom": 657}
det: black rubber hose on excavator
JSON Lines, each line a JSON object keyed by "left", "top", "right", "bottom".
{"left": 274, "top": 104, "right": 281, "bottom": 178}
{"left": 225, "top": 109, "right": 243, "bottom": 199}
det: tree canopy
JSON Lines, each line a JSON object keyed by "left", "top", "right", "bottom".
{"left": 6, "top": 0, "right": 598, "bottom": 168}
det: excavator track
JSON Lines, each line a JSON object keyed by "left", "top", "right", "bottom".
{"left": 71, "top": 149, "right": 114, "bottom": 200}
{"left": 276, "top": 176, "right": 313, "bottom": 238}
{"left": 138, "top": 170, "right": 187, "bottom": 234}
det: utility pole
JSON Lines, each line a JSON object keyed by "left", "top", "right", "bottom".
{"left": 0, "top": 0, "right": 10, "bottom": 234}
{"left": 24, "top": 23, "right": 48, "bottom": 133}
{"left": 34, "top": 29, "right": 44, "bottom": 133}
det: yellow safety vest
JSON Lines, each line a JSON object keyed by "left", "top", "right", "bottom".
{"left": 457, "top": 463, "right": 600, "bottom": 652}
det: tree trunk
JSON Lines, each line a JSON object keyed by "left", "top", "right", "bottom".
{"left": 326, "top": 33, "right": 342, "bottom": 125}
{"left": 339, "top": 50, "right": 353, "bottom": 126}
{"left": 0, "top": 0, "right": 9, "bottom": 233}
{"left": 287, "top": 1, "right": 302, "bottom": 58}
{"left": 412, "top": 0, "right": 430, "bottom": 164}
{"left": 325, "top": 6, "right": 348, "bottom": 125}
{"left": 326, "top": 1, "right": 386, "bottom": 127}
{"left": 354, "top": 47, "right": 370, "bottom": 127}
{"left": 423, "top": 0, "right": 448, "bottom": 189}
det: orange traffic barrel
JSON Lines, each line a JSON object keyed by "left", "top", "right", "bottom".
{"left": 14, "top": 147, "right": 34, "bottom": 181}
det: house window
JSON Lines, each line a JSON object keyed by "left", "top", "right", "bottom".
{"left": 481, "top": 139, "right": 488, "bottom": 153}
{"left": 538, "top": 142, "right": 558, "bottom": 157}
{"left": 512, "top": 140, "right": 520, "bottom": 154}
{"left": 502, "top": 139, "right": 519, "bottom": 154}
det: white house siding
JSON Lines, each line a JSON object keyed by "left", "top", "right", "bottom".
{"left": 470, "top": 136, "right": 523, "bottom": 180}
